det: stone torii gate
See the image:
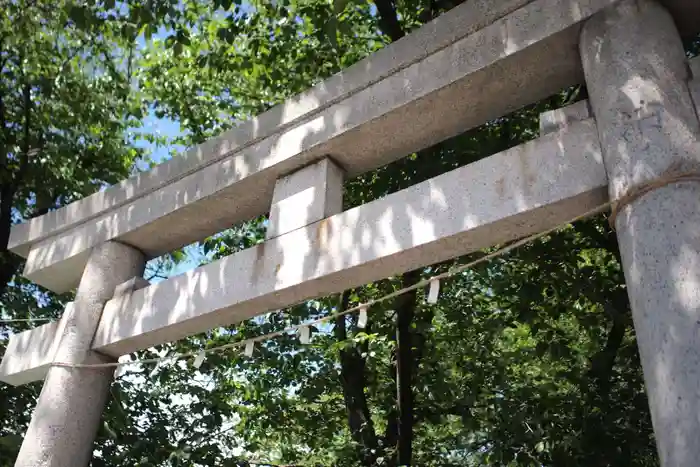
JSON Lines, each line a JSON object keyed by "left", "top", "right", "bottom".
{"left": 2, "top": 0, "right": 700, "bottom": 465}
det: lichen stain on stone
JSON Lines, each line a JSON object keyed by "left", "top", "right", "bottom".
{"left": 517, "top": 146, "right": 534, "bottom": 197}
{"left": 316, "top": 218, "right": 332, "bottom": 249}
{"left": 495, "top": 175, "right": 506, "bottom": 199}
{"left": 252, "top": 241, "right": 266, "bottom": 280}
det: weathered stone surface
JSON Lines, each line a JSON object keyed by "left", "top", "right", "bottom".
{"left": 1, "top": 122, "right": 607, "bottom": 382}
{"left": 113, "top": 276, "right": 151, "bottom": 297}
{"left": 92, "top": 120, "right": 606, "bottom": 357}
{"left": 581, "top": 1, "right": 700, "bottom": 466}
{"left": 539, "top": 100, "right": 591, "bottom": 135}
{"left": 7, "top": 0, "right": 535, "bottom": 257}
{"left": 14, "top": 242, "right": 145, "bottom": 467}
{"left": 0, "top": 307, "right": 70, "bottom": 386}
{"left": 6, "top": 2, "right": 697, "bottom": 273}
{"left": 0, "top": 273, "right": 151, "bottom": 387}
{"left": 690, "top": 56, "right": 700, "bottom": 79}
{"left": 19, "top": 0, "right": 619, "bottom": 292}
{"left": 267, "top": 158, "right": 344, "bottom": 239}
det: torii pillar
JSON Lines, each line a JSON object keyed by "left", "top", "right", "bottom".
{"left": 580, "top": 1, "right": 700, "bottom": 465}
{"left": 14, "top": 242, "right": 145, "bottom": 467}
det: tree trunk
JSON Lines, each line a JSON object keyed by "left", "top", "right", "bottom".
{"left": 335, "top": 292, "right": 379, "bottom": 464}
{"left": 0, "top": 182, "right": 19, "bottom": 298}
{"left": 395, "top": 270, "right": 420, "bottom": 466}
{"left": 372, "top": 0, "right": 404, "bottom": 42}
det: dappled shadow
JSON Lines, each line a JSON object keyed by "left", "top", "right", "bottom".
{"left": 580, "top": 0, "right": 700, "bottom": 465}
{"left": 4, "top": 0, "right": 700, "bottom": 465}
{"left": 14, "top": 0, "right": 604, "bottom": 294}
{"left": 81, "top": 0, "right": 616, "bottom": 358}
{"left": 0, "top": 317, "right": 64, "bottom": 386}
{"left": 91, "top": 117, "right": 607, "bottom": 359}
{"left": 13, "top": 0, "right": 547, "bottom": 265}
{"left": 19, "top": 0, "right": 699, "bottom": 272}
{"left": 8, "top": 0, "right": 695, "bottom": 444}
{"left": 74, "top": 0, "right": 620, "bottom": 360}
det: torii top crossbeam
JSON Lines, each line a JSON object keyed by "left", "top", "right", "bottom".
{"left": 3, "top": 0, "right": 700, "bottom": 466}
{"left": 1, "top": 0, "right": 632, "bottom": 381}
{"left": 8, "top": 0, "right": 697, "bottom": 295}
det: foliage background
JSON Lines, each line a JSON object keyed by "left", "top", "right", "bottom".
{"left": 1, "top": 0, "right": 698, "bottom": 465}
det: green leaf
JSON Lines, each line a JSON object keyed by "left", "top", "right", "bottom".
{"left": 333, "top": 0, "right": 352, "bottom": 15}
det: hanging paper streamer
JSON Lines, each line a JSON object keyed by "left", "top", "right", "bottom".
{"left": 244, "top": 341, "right": 255, "bottom": 357}
{"left": 192, "top": 351, "right": 206, "bottom": 369}
{"left": 427, "top": 279, "right": 440, "bottom": 304}
{"left": 357, "top": 305, "right": 368, "bottom": 329}
{"left": 299, "top": 325, "right": 311, "bottom": 344}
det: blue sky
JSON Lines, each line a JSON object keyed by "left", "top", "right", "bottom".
{"left": 135, "top": 0, "right": 376, "bottom": 280}
{"left": 137, "top": 113, "right": 205, "bottom": 281}
{"left": 139, "top": 111, "right": 183, "bottom": 165}
{"left": 132, "top": 24, "right": 202, "bottom": 280}
{"left": 133, "top": 21, "right": 186, "bottom": 166}
{"left": 136, "top": 109, "right": 214, "bottom": 281}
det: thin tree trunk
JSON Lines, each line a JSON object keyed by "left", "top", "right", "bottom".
{"left": 392, "top": 269, "right": 421, "bottom": 466}
{"left": 0, "top": 182, "right": 19, "bottom": 298}
{"left": 372, "top": 0, "right": 404, "bottom": 42}
{"left": 396, "top": 292, "right": 414, "bottom": 466}
{"left": 335, "top": 292, "right": 379, "bottom": 464}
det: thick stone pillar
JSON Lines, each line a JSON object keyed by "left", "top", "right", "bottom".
{"left": 15, "top": 242, "right": 145, "bottom": 467}
{"left": 580, "top": 1, "right": 700, "bottom": 466}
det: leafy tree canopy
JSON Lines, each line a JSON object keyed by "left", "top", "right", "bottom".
{"left": 5, "top": 0, "right": 697, "bottom": 465}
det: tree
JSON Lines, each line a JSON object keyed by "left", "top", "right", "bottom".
{"left": 5, "top": 0, "right": 695, "bottom": 465}
{"left": 0, "top": 0, "right": 152, "bottom": 295}
{"left": 0, "top": 0, "right": 154, "bottom": 460}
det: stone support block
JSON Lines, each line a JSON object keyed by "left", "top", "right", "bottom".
{"left": 539, "top": 99, "right": 591, "bottom": 136}
{"left": 267, "top": 158, "right": 344, "bottom": 240}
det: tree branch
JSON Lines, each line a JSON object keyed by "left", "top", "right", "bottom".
{"left": 0, "top": 75, "right": 33, "bottom": 300}
{"left": 372, "top": 0, "right": 405, "bottom": 42}
{"left": 382, "top": 269, "right": 421, "bottom": 465}
{"left": 395, "top": 269, "right": 419, "bottom": 466}
{"left": 0, "top": 31, "right": 8, "bottom": 175}
{"left": 0, "top": 93, "right": 6, "bottom": 178}
{"left": 334, "top": 291, "right": 379, "bottom": 463}
{"left": 587, "top": 288, "right": 631, "bottom": 396}
{"left": 578, "top": 287, "right": 631, "bottom": 464}
{"left": 17, "top": 81, "right": 31, "bottom": 183}
{"left": 0, "top": 185, "right": 20, "bottom": 299}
